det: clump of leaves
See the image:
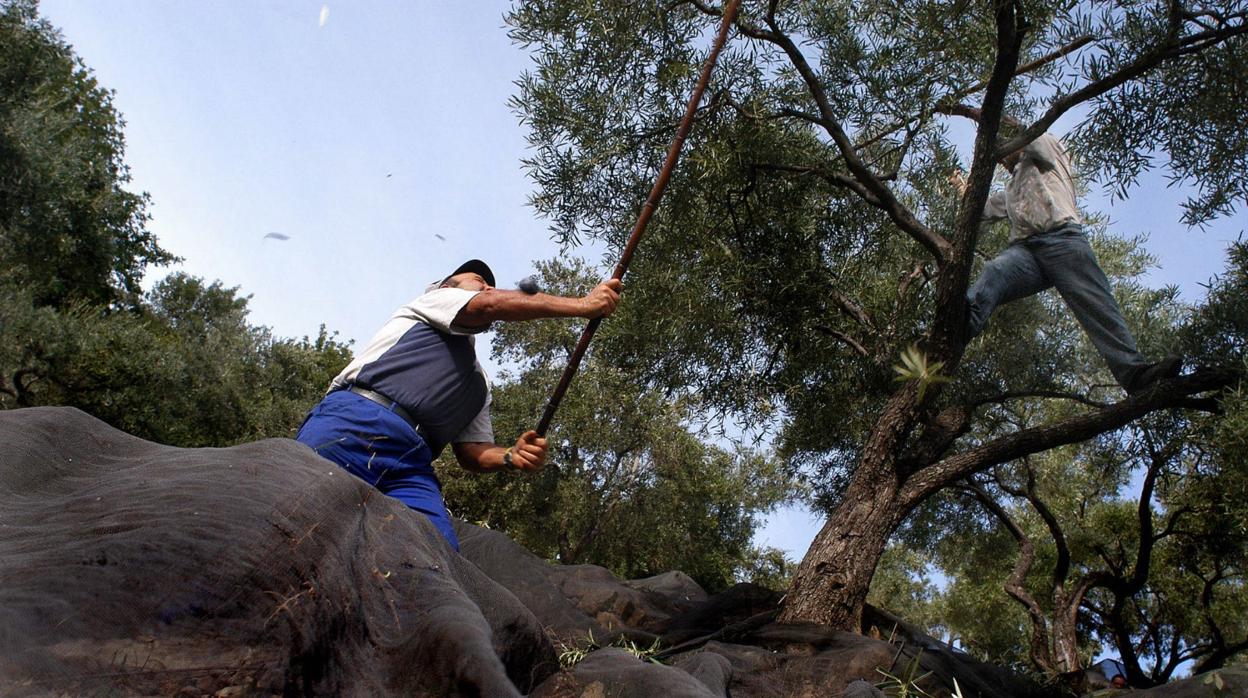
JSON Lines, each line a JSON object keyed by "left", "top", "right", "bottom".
{"left": 557, "top": 631, "right": 664, "bottom": 668}
{"left": 1202, "top": 670, "right": 1227, "bottom": 694}
{"left": 875, "top": 645, "right": 937, "bottom": 698}
{"left": 893, "top": 345, "right": 951, "bottom": 402}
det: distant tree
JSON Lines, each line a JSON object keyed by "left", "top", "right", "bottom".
{"left": 0, "top": 273, "right": 352, "bottom": 446}
{"left": 866, "top": 543, "right": 946, "bottom": 639}
{"left": 438, "top": 259, "right": 792, "bottom": 591}
{"left": 912, "top": 418, "right": 1248, "bottom": 686}
{"left": 737, "top": 545, "right": 795, "bottom": 591}
{"left": 508, "top": 0, "right": 1245, "bottom": 630}
{"left": 0, "top": 0, "right": 174, "bottom": 309}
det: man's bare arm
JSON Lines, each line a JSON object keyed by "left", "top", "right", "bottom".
{"left": 453, "top": 431, "right": 548, "bottom": 473}
{"left": 454, "top": 279, "right": 622, "bottom": 329}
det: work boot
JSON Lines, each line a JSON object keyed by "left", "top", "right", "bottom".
{"left": 1125, "top": 355, "right": 1182, "bottom": 395}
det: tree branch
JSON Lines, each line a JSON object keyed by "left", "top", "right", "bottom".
{"left": 813, "top": 325, "right": 869, "bottom": 357}
{"left": 896, "top": 261, "right": 929, "bottom": 306}
{"left": 748, "top": 161, "right": 886, "bottom": 208}
{"left": 999, "top": 19, "right": 1248, "bottom": 159}
{"left": 899, "top": 367, "right": 1238, "bottom": 508}
{"left": 925, "top": 0, "right": 1026, "bottom": 361}
{"left": 972, "top": 389, "right": 1111, "bottom": 410}
{"left": 898, "top": 406, "right": 972, "bottom": 478}
{"left": 13, "top": 368, "right": 40, "bottom": 407}
{"left": 673, "top": 0, "right": 720, "bottom": 16}
{"left": 959, "top": 479, "right": 1056, "bottom": 673}
{"left": 1019, "top": 460, "right": 1072, "bottom": 590}
{"left": 736, "top": 14, "right": 952, "bottom": 263}
{"left": 860, "top": 34, "right": 1094, "bottom": 152}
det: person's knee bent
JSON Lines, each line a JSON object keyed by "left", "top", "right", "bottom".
{"left": 966, "top": 283, "right": 991, "bottom": 338}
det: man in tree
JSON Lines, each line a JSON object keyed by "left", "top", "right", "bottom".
{"left": 296, "top": 259, "right": 622, "bottom": 551}
{"left": 957, "top": 128, "right": 1181, "bottom": 393}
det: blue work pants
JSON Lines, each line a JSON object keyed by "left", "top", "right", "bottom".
{"left": 296, "top": 390, "right": 460, "bottom": 550}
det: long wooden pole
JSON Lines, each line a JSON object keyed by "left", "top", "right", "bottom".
{"left": 535, "top": 0, "right": 742, "bottom": 436}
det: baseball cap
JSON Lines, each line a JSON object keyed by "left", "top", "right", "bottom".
{"left": 443, "top": 259, "right": 495, "bottom": 288}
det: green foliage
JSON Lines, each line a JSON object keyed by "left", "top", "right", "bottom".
{"left": 0, "top": 1, "right": 351, "bottom": 447}
{"left": 868, "top": 545, "right": 946, "bottom": 639}
{"left": 1183, "top": 242, "right": 1248, "bottom": 369}
{"left": 931, "top": 525, "right": 1039, "bottom": 670}
{"left": 871, "top": 243, "right": 1248, "bottom": 678}
{"left": 557, "top": 631, "right": 664, "bottom": 668}
{"left": 736, "top": 545, "right": 795, "bottom": 591}
{"left": 893, "top": 345, "right": 951, "bottom": 403}
{"left": 0, "top": 0, "right": 174, "bottom": 308}
{"left": 508, "top": 0, "right": 1245, "bottom": 634}
{"left": 1074, "top": 33, "right": 1248, "bottom": 226}
{"left": 885, "top": 413, "right": 1248, "bottom": 680}
{"left": 875, "top": 649, "right": 937, "bottom": 698}
{"left": 438, "top": 259, "right": 793, "bottom": 592}
{"left": 0, "top": 274, "right": 352, "bottom": 446}
{"left": 505, "top": 0, "right": 1244, "bottom": 509}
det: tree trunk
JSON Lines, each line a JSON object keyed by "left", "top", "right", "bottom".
{"left": 778, "top": 475, "right": 900, "bottom": 628}
{"left": 557, "top": 523, "right": 574, "bottom": 564}
{"left": 779, "top": 391, "right": 915, "bottom": 628}
{"left": 1050, "top": 589, "right": 1083, "bottom": 674}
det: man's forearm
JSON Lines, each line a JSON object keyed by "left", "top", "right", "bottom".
{"left": 453, "top": 441, "right": 507, "bottom": 473}
{"left": 458, "top": 289, "right": 589, "bottom": 326}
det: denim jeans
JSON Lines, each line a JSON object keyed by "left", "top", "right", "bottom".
{"left": 296, "top": 390, "right": 460, "bottom": 550}
{"left": 966, "top": 223, "right": 1149, "bottom": 387}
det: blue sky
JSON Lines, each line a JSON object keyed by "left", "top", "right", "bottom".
{"left": 41, "top": 1, "right": 560, "bottom": 350}
{"left": 40, "top": 1, "right": 1243, "bottom": 561}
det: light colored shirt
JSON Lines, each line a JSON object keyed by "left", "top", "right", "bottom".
{"left": 983, "top": 133, "right": 1082, "bottom": 240}
{"left": 328, "top": 287, "right": 494, "bottom": 450}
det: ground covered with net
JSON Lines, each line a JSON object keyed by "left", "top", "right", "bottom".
{"left": 0, "top": 407, "right": 1236, "bottom": 697}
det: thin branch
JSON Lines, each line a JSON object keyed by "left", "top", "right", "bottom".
{"left": 1115, "top": 431, "right": 1181, "bottom": 595}
{"left": 972, "top": 390, "right": 1111, "bottom": 410}
{"left": 776, "top": 107, "right": 825, "bottom": 127}
{"left": 876, "top": 122, "right": 921, "bottom": 181}
{"left": 964, "top": 34, "right": 1095, "bottom": 100}
{"left": 959, "top": 480, "right": 1056, "bottom": 672}
{"left": 1001, "top": 20, "right": 1248, "bottom": 158}
{"left": 674, "top": 0, "right": 720, "bottom": 16}
{"left": 13, "top": 368, "right": 40, "bottom": 407}
{"left": 861, "top": 35, "right": 1094, "bottom": 151}
{"left": 896, "top": 261, "right": 928, "bottom": 304}
{"left": 1020, "top": 460, "right": 1073, "bottom": 590}
{"left": 749, "top": 161, "right": 886, "bottom": 207}
{"left": 1176, "top": 397, "right": 1222, "bottom": 413}
{"left": 1154, "top": 505, "right": 1191, "bottom": 540}
{"left": 814, "top": 325, "right": 870, "bottom": 357}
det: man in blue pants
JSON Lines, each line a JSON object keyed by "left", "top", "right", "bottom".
{"left": 297, "top": 259, "right": 622, "bottom": 550}
{"left": 960, "top": 130, "right": 1180, "bottom": 393}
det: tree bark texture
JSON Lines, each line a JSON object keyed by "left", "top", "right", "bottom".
{"left": 778, "top": 471, "right": 901, "bottom": 628}
{"left": 778, "top": 390, "right": 916, "bottom": 628}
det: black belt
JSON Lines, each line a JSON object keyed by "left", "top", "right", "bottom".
{"left": 347, "top": 385, "right": 422, "bottom": 435}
